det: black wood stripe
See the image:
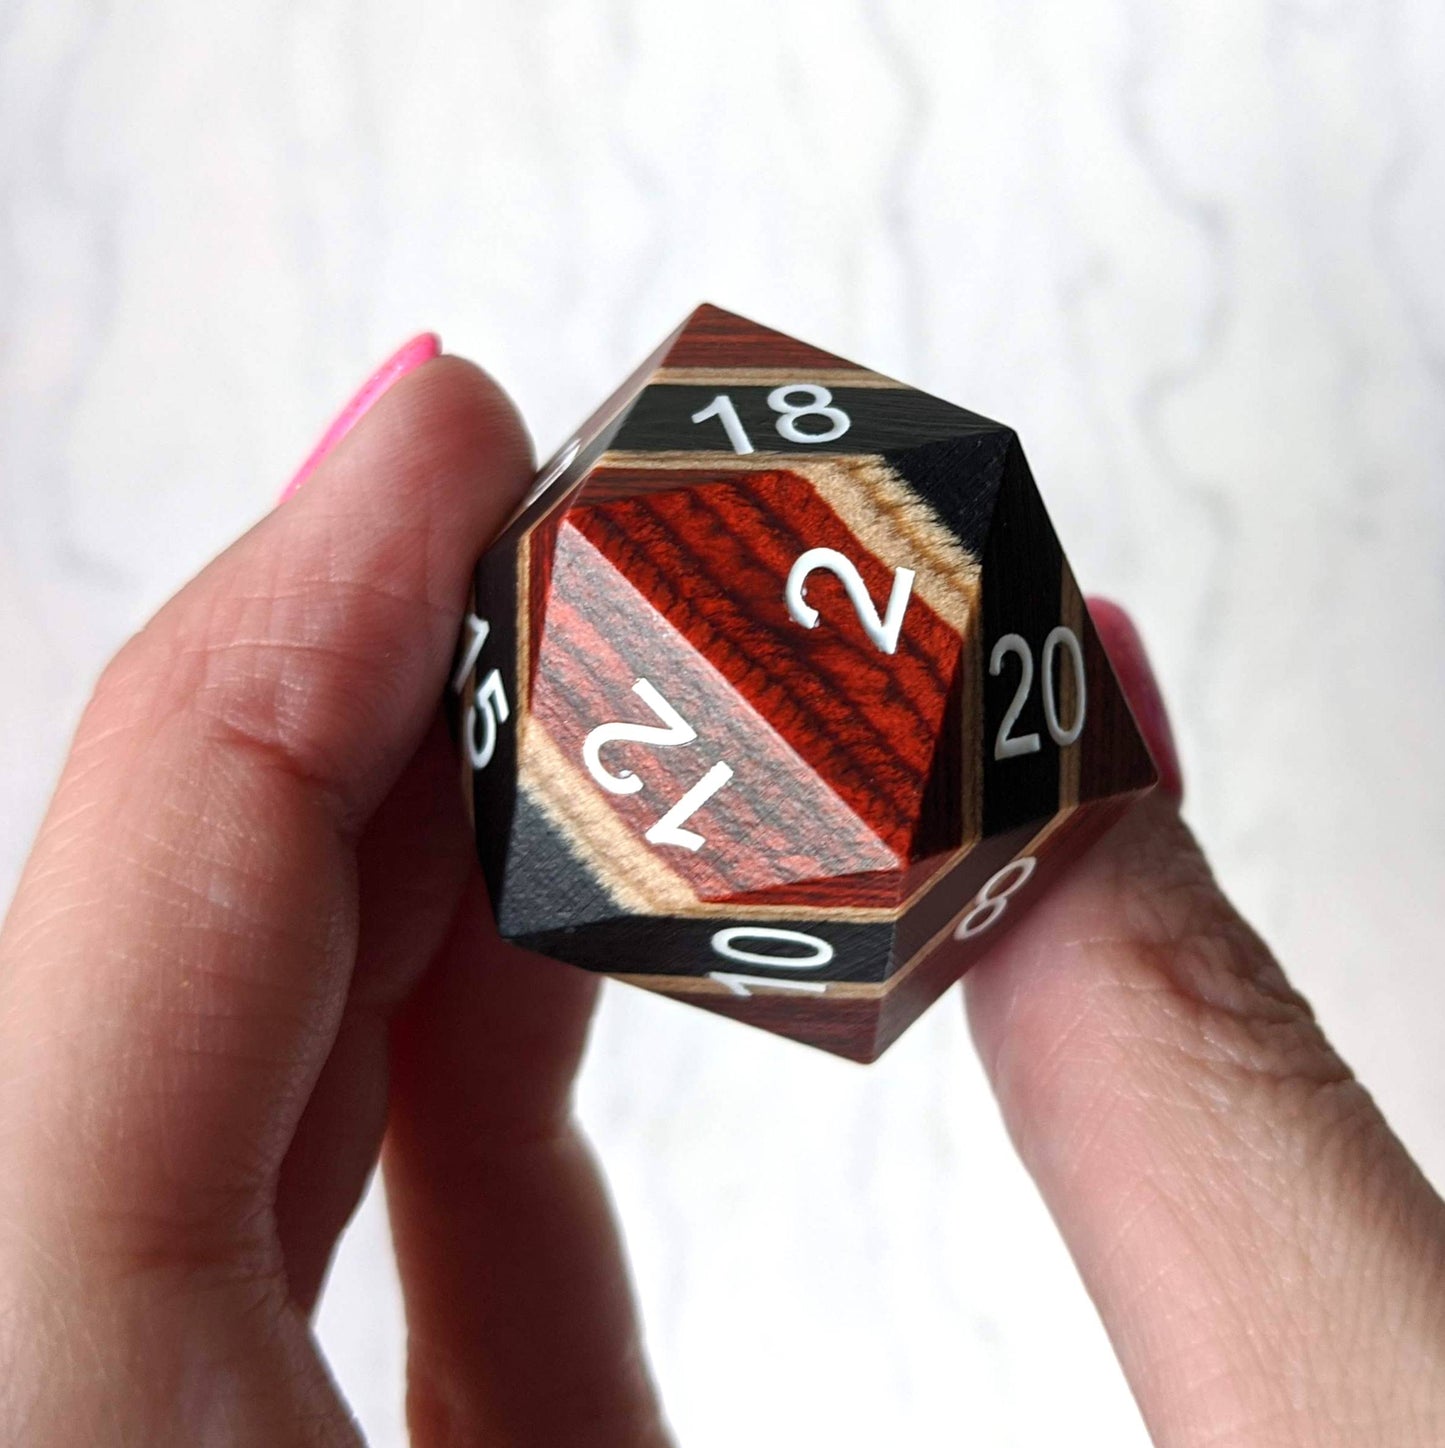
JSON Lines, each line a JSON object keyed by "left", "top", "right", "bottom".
{"left": 613, "top": 384, "right": 1001, "bottom": 456}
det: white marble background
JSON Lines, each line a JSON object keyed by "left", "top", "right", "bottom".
{"left": 3, "top": 1, "right": 1444, "bottom": 1443}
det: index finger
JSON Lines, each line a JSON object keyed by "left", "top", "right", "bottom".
{"left": 965, "top": 608, "right": 1445, "bottom": 1445}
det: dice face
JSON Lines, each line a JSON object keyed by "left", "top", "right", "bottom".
{"left": 451, "top": 305, "right": 1156, "bottom": 1062}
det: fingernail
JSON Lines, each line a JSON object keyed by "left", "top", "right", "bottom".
{"left": 280, "top": 332, "right": 442, "bottom": 501}
{"left": 1087, "top": 596, "right": 1184, "bottom": 802}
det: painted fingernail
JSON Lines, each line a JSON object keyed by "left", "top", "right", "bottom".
{"left": 279, "top": 332, "right": 441, "bottom": 501}
{"left": 1087, "top": 596, "right": 1184, "bottom": 802}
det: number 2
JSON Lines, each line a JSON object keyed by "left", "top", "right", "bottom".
{"left": 991, "top": 635, "right": 1039, "bottom": 758}
{"left": 786, "top": 547, "right": 915, "bottom": 654}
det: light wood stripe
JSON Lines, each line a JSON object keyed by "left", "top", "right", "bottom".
{"left": 615, "top": 972, "right": 890, "bottom": 1002}
{"left": 521, "top": 725, "right": 903, "bottom": 923}
{"left": 510, "top": 452, "right": 985, "bottom": 920}
{"left": 615, "top": 812, "right": 1068, "bottom": 1003}
{"left": 510, "top": 498, "right": 979, "bottom": 924}
{"left": 522, "top": 729, "right": 697, "bottom": 917}
{"left": 651, "top": 367, "right": 903, "bottom": 389}
{"left": 879, "top": 811, "right": 1073, "bottom": 986}
{"left": 598, "top": 448, "right": 886, "bottom": 472}
{"left": 1058, "top": 565, "right": 1085, "bottom": 814}
{"left": 516, "top": 536, "right": 532, "bottom": 747}
{"left": 791, "top": 456, "right": 980, "bottom": 636}
{"left": 592, "top": 454, "right": 981, "bottom": 638}
{"left": 960, "top": 605, "right": 985, "bottom": 856}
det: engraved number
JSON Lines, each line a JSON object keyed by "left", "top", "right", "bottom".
{"left": 1041, "top": 625, "right": 1087, "bottom": 746}
{"left": 644, "top": 761, "right": 734, "bottom": 851}
{"left": 991, "top": 634, "right": 1039, "bottom": 759}
{"left": 953, "top": 856, "right": 1037, "bottom": 940}
{"left": 786, "top": 547, "right": 915, "bottom": 655}
{"left": 690, "top": 395, "right": 754, "bottom": 455}
{"left": 767, "top": 383, "right": 852, "bottom": 443}
{"left": 583, "top": 679, "right": 733, "bottom": 852}
{"left": 451, "top": 613, "right": 511, "bottom": 771}
{"left": 708, "top": 927, "right": 834, "bottom": 997}
{"left": 451, "top": 613, "right": 491, "bottom": 696}
{"left": 991, "top": 626, "right": 1087, "bottom": 760}
{"left": 583, "top": 679, "right": 696, "bottom": 795}
{"left": 690, "top": 383, "right": 852, "bottom": 454}
{"left": 466, "top": 671, "right": 510, "bottom": 770}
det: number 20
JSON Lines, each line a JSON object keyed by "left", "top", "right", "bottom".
{"left": 991, "top": 626, "right": 1087, "bottom": 760}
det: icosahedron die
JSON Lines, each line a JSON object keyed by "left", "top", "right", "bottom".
{"left": 449, "top": 305, "right": 1156, "bottom": 1061}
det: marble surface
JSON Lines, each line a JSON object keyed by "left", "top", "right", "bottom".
{"left": 3, "top": 2, "right": 1445, "bottom": 1443}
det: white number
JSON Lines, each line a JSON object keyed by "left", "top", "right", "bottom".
{"left": 465, "top": 669, "right": 510, "bottom": 770}
{"left": 991, "top": 627, "right": 1088, "bottom": 759}
{"left": 953, "top": 856, "right": 1037, "bottom": 940}
{"left": 767, "top": 383, "right": 852, "bottom": 444}
{"left": 451, "top": 613, "right": 491, "bottom": 696}
{"left": 690, "top": 394, "right": 754, "bottom": 455}
{"left": 785, "top": 547, "right": 916, "bottom": 654}
{"left": 583, "top": 679, "right": 697, "bottom": 795}
{"left": 708, "top": 927, "right": 834, "bottom": 996}
{"left": 711, "top": 926, "right": 835, "bottom": 968}
{"left": 1042, "top": 625, "right": 1087, "bottom": 746}
{"left": 452, "top": 613, "right": 510, "bottom": 771}
{"left": 991, "top": 634, "right": 1040, "bottom": 759}
{"left": 583, "top": 678, "right": 733, "bottom": 850}
{"left": 644, "top": 761, "right": 734, "bottom": 852}
{"left": 690, "top": 384, "right": 852, "bottom": 454}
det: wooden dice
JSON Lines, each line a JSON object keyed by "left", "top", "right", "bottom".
{"left": 449, "top": 305, "right": 1156, "bottom": 1061}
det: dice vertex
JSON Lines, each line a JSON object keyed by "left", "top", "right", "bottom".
{"left": 449, "top": 305, "right": 1156, "bottom": 1062}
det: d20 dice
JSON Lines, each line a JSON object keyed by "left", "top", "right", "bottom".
{"left": 449, "top": 305, "right": 1156, "bottom": 1062}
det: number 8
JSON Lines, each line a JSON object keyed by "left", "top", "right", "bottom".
{"left": 953, "top": 856, "right": 1037, "bottom": 940}
{"left": 767, "top": 384, "right": 851, "bottom": 444}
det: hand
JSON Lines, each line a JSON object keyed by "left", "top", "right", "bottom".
{"left": 2, "top": 342, "right": 1442, "bottom": 1446}
{"left": 0, "top": 348, "right": 670, "bottom": 1446}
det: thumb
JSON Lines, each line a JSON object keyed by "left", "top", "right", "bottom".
{"left": 0, "top": 349, "right": 531, "bottom": 1278}
{"left": 965, "top": 605, "right": 1445, "bottom": 1445}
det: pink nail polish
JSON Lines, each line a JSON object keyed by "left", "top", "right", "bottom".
{"left": 280, "top": 332, "right": 441, "bottom": 501}
{"left": 1087, "top": 597, "right": 1184, "bottom": 802}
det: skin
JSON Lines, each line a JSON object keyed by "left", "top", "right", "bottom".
{"left": 0, "top": 354, "right": 1442, "bottom": 1445}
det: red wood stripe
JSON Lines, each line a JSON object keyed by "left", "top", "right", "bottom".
{"left": 529, "top": 521, "right": 906, "bottom": 908}
{"left": 662, "top": 303, "right": 864, "bottom": 372}
{"left": 566, "top": 469, "right": 964, "bottom": 863}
